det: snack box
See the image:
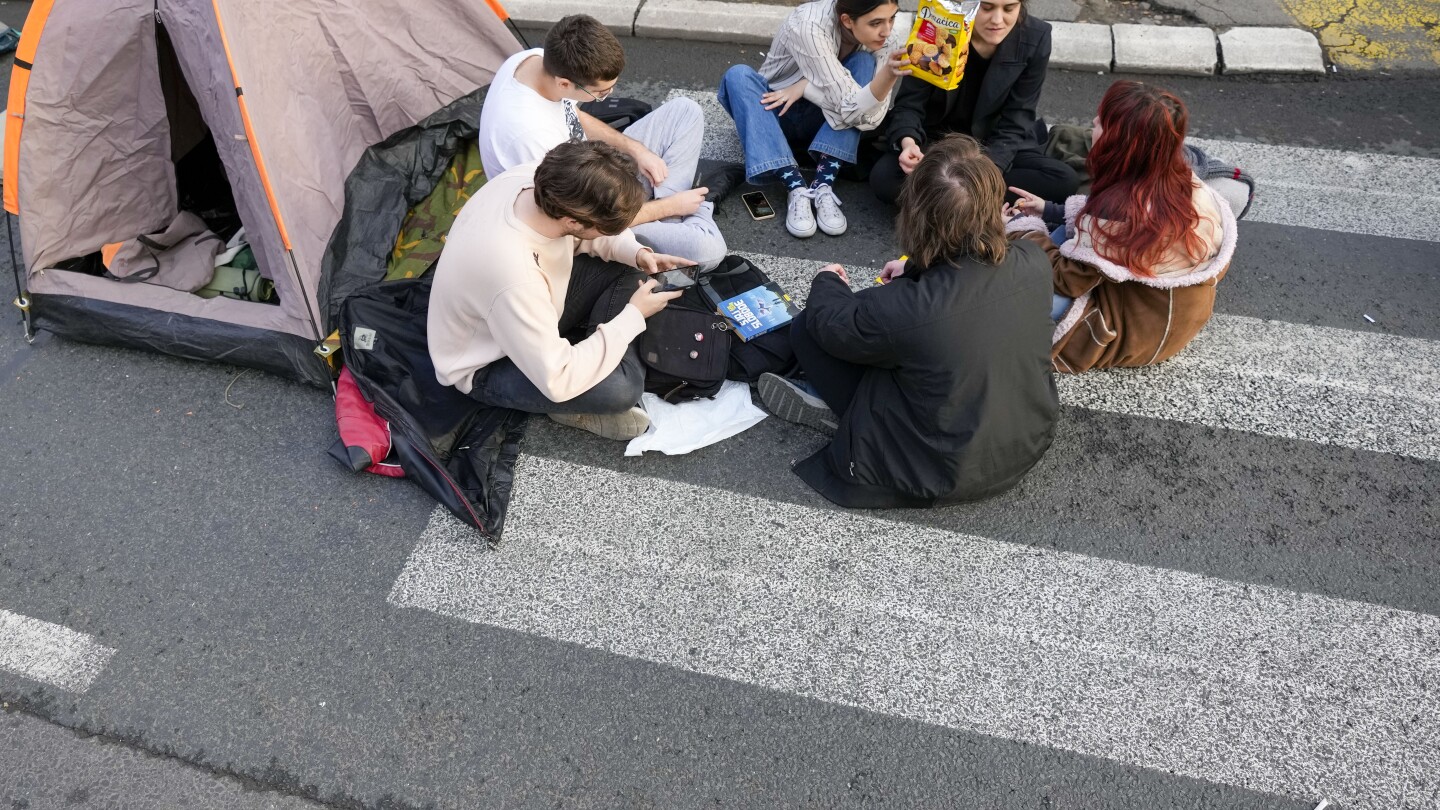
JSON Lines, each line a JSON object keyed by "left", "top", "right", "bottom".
{"left": 902, "top": 0, "right": 980, "bottom": 91}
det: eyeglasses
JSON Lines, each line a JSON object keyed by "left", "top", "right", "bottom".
{"left": 568, "top": 79, "right": 616, "bottom": 102}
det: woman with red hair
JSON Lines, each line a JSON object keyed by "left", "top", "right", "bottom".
{"left": 1005, "top": 80, "right": 1238, "bottom": 373}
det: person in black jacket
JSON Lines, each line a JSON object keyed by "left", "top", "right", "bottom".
{"left": 758, "top": 134, "right": 1058, "bottom": 508}
{"left": 869, "top": 0, "right": 1077, "bottom": 206}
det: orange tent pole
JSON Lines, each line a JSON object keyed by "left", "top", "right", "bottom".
{"left": 483, "top": 0, "right": 511, "bottom": 22}
{"left": 210, "top": 0, "right": 326, "bottom": 348}
{"left": 209, "top": 0, "right": 292, "bottom": 251}
{"left": 482, "top": 0, "right": 531, "bottom": 49}
{"left": 3, "top": 0, "right": 58, "bottom": 216}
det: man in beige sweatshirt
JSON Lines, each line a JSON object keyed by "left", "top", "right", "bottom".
{"left": 428, "top": 142, "right": 694, "bottom": 440}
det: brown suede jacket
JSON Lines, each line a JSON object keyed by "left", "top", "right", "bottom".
{"left": 1006, "top": 181, "right": 1239, "bottom": 373}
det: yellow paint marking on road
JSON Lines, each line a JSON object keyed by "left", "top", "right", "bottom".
{"left": 1281, "top": 0, "right": 1440, "bottom": 68}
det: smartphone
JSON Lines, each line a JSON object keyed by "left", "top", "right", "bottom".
{"left": 741, "top": 190, "right": 775, "bottom": 221}
{"left": 652, "top": 266, "right": 698, "bottom": 293}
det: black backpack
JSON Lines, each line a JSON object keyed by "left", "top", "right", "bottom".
{"left": 639, "top": 256, "right": 799, "bottom": 402}
{"left": 581, "top": 97, "right": 654, "bottom": 132}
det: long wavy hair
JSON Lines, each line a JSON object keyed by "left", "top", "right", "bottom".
{"left": 896, "top": 134, "right": 1008, "bottom": 270}
{"left": 1081, "top": 81, "right": 1206, "bottom": 277}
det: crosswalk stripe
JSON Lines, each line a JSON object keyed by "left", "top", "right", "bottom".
{"left": 738, "top": 250, "right": 1440, "bottom": 461}
{"left": 672, "top": 89, "right": 1440, "bottom": 243}
{"left": 1187, "top": 137, "right": 1440, "bottom": 242}
{"left": 390, "top": 458, "right": 1440, "bottom": 810}
{"left": 0, "top": 608, "right": 116, "bottom": 693}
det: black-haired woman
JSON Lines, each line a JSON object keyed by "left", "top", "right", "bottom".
{"left": 870, "top": 0, "right": 1077, "bottom": 206}
{"left": 719, "top": 0, "right": 909, "bottom": 240}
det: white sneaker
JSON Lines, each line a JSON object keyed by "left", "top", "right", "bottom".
{"left": 810, "top": 183, "right": 847, "bottom": 236}
{"left": 786, "top": 187, "right": 817, "bottom": 238}
{"left": 548, "top": 406, "right": 651, "bottom": 441}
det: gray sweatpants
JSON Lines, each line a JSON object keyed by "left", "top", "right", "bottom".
{"left": 622, "top": 97, "right": 728, "bottom": 271}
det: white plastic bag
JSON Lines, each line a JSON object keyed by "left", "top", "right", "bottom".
{"left": 624, "top": 380, "right": 767, "bottom": 457}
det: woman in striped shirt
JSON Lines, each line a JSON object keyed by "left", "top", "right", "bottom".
{"left": 718, "top": 0, "right": 909, "bottom": 239}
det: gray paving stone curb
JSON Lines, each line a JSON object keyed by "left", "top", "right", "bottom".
{"left": 1219, "top": 27, "right": 1326, "bottom": 75}
{"left": 1113, "top": 23, "right": 1217, "bottom": 75}
{"left": 505, "top": 0, "right": 1328, "bottom": 76}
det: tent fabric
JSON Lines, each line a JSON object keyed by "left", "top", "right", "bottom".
{"left": 158, "top": 0, "right": 295, "bottom": 329}
{"left": 5, "top": 0, "right": 518, "bottom": 385}
{"left": 30, "top": 292, "right": 333, "bottom": 387}
{"left": 16, "top": 0, "right": 176, "bottom": 274}
{"left": 207, "top": 0, "right": 519, "bottom": 334}
{"left": 3, "top": 0, "right": 56, "bottom": 214}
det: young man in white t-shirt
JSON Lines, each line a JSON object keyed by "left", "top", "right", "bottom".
{"left": 478, "top": 15, "right": 738, "bottom": 270}
{"left": 428, "top": 141, "right": 694, "bottom": 441}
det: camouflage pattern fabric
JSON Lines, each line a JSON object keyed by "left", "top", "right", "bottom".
{"left": 385, "top": 140, "right": 487, "bottom": 281}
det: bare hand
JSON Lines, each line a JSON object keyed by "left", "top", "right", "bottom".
{"left": 885, "top": 49, "right": 912, "bottom": 78}
{"left": 636, "top": 249, "right": 698, "bottom": 275}
{"left": 898, "top": 140, "right": 924, "bottom": 175}
{"left": 1006, "top": 186, "right": 1046, "bottom": 218}
{"left": 761, "top": 79, "right": 808, "bottom": 116}
{"left": 879, "top": 258, "right": 906, "bottom": 283}
{"left": 633, "top": 146, "right": 668, "bottom": 186}
{"left": 818, "top": 263, "right": 850, "bottom": 286}
{"left": 630, "top": 278, "right": 684, "bottom": 318}
{"left": 660, "top": 187, "right": 708, "bottom": 219}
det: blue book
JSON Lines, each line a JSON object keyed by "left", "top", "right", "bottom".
{"left": 711, "top": 282, "right": 801, "bottom": 342}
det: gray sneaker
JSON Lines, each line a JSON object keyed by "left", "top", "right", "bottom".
{"left": 757, "top": 373, "right": 838, "bottom": 435}
{"left": 548, "top": 406, "right": 651, "bottom": 440}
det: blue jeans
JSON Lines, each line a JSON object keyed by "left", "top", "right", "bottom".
{"left": 717, "top": 52, "right": 873, "bottom": 183}
{"left": 1048, "top": 226, "right": 1073, "bottom": 320}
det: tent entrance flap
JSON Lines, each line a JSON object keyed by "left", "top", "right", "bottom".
{"left": 159, "top": 19, "right": 245, "bottom": 256}
{"left": 158, "top": 19, "right": 241, "bottom": 242}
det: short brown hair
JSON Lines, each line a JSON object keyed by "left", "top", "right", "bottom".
{"left": 533, "top": 141, "right": 646, "bottom": 235}
{"left": 896, "top": 134, "right": 1009, "bottom": 269}
{"left": 543, "top": 15, "right": 626, "bottom": 87}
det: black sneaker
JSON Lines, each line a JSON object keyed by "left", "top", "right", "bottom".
{"left": 758, "top": 373, "right": 838, "bottom": 435}
{"left": 697, "top": 162, "right": 746, "bottom": 205}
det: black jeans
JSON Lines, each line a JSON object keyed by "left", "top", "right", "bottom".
{"left": 870, "top": 145, "right": 1080, "bottom": 206}
{"left": 790, "top": 308, "right": 865, "bottom": 417}
{"left": 467, "top": 256, "right": 648, "bottom": 415}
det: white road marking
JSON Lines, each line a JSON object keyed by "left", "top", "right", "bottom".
{"left": 741, "top": 250, "right": 1440, "bottom": 462}
{"left": 0, "top": 608, "right": 116, "bottom": 693}
{"left": 391, "top": 459, "right": 1440, "bottom": 810}
{"left": 674, "top": 89, "right": 1440, "bottom": 242}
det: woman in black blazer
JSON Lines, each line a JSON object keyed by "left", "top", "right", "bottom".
{"left": 870, "top": 0, "right": 1077, "bottom": 205}
{"left": 759, "top": 134, "right": 1058, "bottom": 508}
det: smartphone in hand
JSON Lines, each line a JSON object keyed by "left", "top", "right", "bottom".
{"left": 652, "top": 266, "right": 699, "bottom": 293}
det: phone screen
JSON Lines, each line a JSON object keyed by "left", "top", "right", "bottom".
{"left": 742, "top": 191, "right": 775, "bottom": 220}
{"left": 654, "top": 268, "right": 698, "bottom": 292}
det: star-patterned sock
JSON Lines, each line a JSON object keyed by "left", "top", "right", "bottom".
{"left": 811, "top": 157, "right": 843, "bottom": 188}
{"left": 776, "top": 165, "right": 807, "bottom": 192}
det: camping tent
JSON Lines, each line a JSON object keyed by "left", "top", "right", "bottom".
{"left": 3, "top": 0, "right": 520, "bottom": 386}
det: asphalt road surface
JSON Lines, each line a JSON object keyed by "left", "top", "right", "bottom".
{"left": 2, "top": 32, "right": 1438, "bottom": 810}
